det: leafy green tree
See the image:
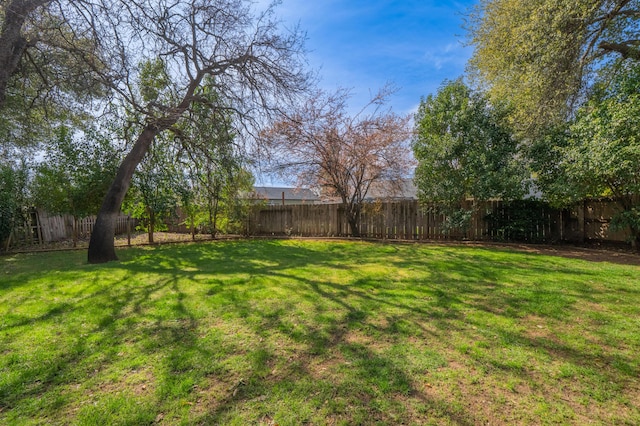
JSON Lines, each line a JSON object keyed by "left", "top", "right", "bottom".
{"left": 118, "top": 59, "right": 184, "bottom": 243}
{"left": 215, "top": 168, "right": 256, "bottom": 236}
{"left": 0, "top": 0, "right": 52, "bottom": 106}
{"left": 119, "top": 67, "right": 253, "bottom": 241}
{"left": 175, "top": 82, "right": 247, "bottom": 238}
{"left": 3, "top": 2, "right": 310, "bottom": 264}
{"left": 1, "top": 1, "right": 106, "bottom": 149}
{"left": 116, "top": 61, "right": 191, "bottom": 241}
{"left": 31, "top": 125, "right": 120, "bottom": 245}
{"left": 412, "top": 79, "right": 528, "bottom": 231}
{"left": 177, "top": 163, "right": 255, "bottom": 238}
{"left": 124, "top": 136, "right": 181, "bottom": 245}
{"left": 468, "top": 0, "right": 640, "bottom": 135}
{"left": 531, "top": 61, "right": 640, "bottom": 248}
{"left": 84, "top": 0, "right": 310, "bottom": 263}
{"left": 175, "top": 171, "right": 200, "bottom": 240}
{"left": 0, "top": 160, "right": 29, "bottom": 250}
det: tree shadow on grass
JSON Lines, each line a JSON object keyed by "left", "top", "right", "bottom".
{"left": 0, "top": 249, "right": 213, "bottom": 422}
{"left": 1, "top": 240, "right": 639, "bottom": 424}
{"left": 189, "top": 294, "right": 478, "bottom": 425}
{"left": 128, "top": 240, "right": 639, "bottom": 423}
{"left": 114, "top": 241, "right": 486, "bottom": 423}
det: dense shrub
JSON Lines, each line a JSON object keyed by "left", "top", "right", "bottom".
{"left": 485, "top": 199, "right": 556, "bottom": 243}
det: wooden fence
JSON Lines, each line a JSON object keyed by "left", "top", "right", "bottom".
{"left": 5, "top": 199, "right": 630, "bottom": 249}
{"left": 7, "top": 210, "right": 134, "bottom": 247}
{"left": 247, "top": 199, "right": 630, "bottom": 244}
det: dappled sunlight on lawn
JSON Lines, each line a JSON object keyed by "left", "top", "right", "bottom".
{"left": 1, "top": 240, "right": 639, "bottom": 424}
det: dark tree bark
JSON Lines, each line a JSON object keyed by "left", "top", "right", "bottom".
{"left": 0, "top": 0, "right": 51, "bottom": 106}
{"left": 346, "top": 211, "right": 361, "bottom": 237}
{"left": 147, "top": 208, "right": 155, "bottom": 245}
{"left": 84, "top": 0, "right": 309, "bottom": 262}
{"left": 88, "top": 47, "right": 206, "bottom": 263}
{"left": 88, "top": 125, "right": 158, "bottom": 263}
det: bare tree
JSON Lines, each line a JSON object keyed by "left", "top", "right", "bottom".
{"left": 82, "top": 0, "right": 311, "bottom": 263}
{"left": 2, "top": 1, "right": 311, "bottom": 263}
{"left": 261, "top": 87, "right": 413, "bottom": 237}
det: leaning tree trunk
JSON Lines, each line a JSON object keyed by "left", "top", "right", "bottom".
{"left": 88, "top": 125, "right": 158, "bottom": 263}
{"left": 88, "top": 72, "right": 202, "bottom": 263}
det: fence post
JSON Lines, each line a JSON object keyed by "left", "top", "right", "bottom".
{"left": 578, "top": 200, "right": 586, "bottom": 243}
{"left": 35, "top": 210, "right": 44, "bottom": 246}
{"left": 4, "top": 230, "right": 12, "bottom": 252}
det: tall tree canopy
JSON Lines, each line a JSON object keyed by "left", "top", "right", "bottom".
{"left": 412, "top": 79, "right": 528, "bottom": 218}
{"left": 80, "top": 0, "right": 310, "bottom": 263}
{"left": 32, "top": 125, "right": 119, "bottom": 219}
{"left": 2, "top": 1, "right": 311, "bottom": 262}
{"left": 468, "top": 0, "right": 640, "bottom": 134}
{"left": 0, "top": 0, "right": 52, "bottom": 105}
{"left": 531, "top": 61, "right": 640, "bottom": 247}
{"left": 0, "top": 1, "right": 106, "bottom": 148}
{"left": 0, "top": 160, "right": 29, "bottom": 249}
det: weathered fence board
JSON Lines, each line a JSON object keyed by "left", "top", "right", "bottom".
{"left": 8, "top": 199, "right": 631, "bottom": 249}
{"left": 583, "top": 199, "right": 627, "bottom": 242}
{"left": 248, "top": 199, "right": 632, "bottom": 244}
{"left": 9, "top": 210, "right": 133, "bottom": 246}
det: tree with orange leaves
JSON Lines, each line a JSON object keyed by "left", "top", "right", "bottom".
{"left": 261, "top": 87, "right": 413, "bottom": 237}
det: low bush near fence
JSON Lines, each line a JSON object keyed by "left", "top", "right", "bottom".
{"left": 485, "top": 199, "right": 559, "bottom": 243}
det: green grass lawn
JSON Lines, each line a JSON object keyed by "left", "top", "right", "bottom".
{"left": 1, "top": 240, "right": 639, "bottom": 425}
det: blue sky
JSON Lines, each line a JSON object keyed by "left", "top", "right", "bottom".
{"left": 255, "top": 0, "right": 477, "bottom": 186}
{"left": 273, "top": 0, "right": 477, "bottom": 115}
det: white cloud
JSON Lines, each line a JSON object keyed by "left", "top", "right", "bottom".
{"left": 423, "top": 42, "right": 471, "bottom": 70}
